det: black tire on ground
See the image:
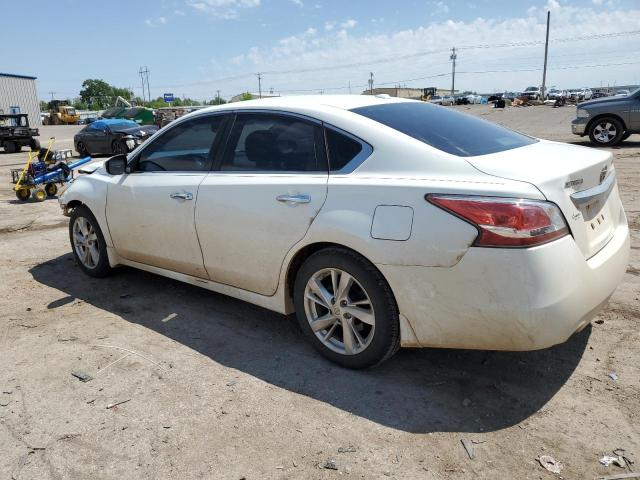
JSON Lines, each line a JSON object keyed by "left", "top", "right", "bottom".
{"left": 68, "top": 205, "right": 112, "bottom": 278}
{"left": 15, "top": 188, "right": 30, "bottom": 201}
{"left": 45, "top": 183, "right": 58, "bottom": 197}
{"left": 111, "top": 139, "right": 126, "bottom": 155}
{"left": 30, "top": 138, "right": 41, "bottom": 151}
{"left": 4, "top": 141, "right": 19, "bottom": 153}
{"left": 32, "top": 188, "right": 46, "bottom": 202}
{"left": 293, "top": 247, "right": 400, "bottom": 369}
{"left": 588, "top": 116, "right": 625, "bottom": 147}
{"left": 76, "top": 141, "right": 89, "bottom": 157}
{"left": 621, "top": 131, "right": 632, "bottom": 141}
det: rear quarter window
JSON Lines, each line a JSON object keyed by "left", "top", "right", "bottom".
{"left": 351, "top": 102, "right": 536, "bottom": 157}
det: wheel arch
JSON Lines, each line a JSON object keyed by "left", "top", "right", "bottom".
{"left": 284, "top": 241, "right": 395, "bottom": 304}
{"left": 586, "top": 113, "right": 627, "bottom": 134}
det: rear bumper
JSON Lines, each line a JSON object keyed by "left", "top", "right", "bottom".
{"left": 571, "top": 118, "right": 588, "bottom": 135}
{"left": 379, "top": 210, "right": 629, "bottom": 351}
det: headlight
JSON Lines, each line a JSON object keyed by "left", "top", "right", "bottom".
{"left": 125, "top": 139, "right": 135, "bottom": 150}
{"left": 576, "top": 109, "right": 590, "bottom": 119}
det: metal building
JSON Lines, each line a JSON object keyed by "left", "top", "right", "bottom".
{"left": 0, "top": 73, "right": 41, "bottom": 126}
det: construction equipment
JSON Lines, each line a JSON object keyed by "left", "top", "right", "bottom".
{"left": 0, "top": 114, "right": 40, "bottom": 153}
{"left": 421, "top": 87, "right": 438, "bottom": 102}
{"left": 43, "top": 100, "right": 79, "bottom": 125}
{"left": 11, "top": 137, "right": 86, "bottom": 202}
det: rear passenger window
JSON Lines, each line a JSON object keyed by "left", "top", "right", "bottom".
{"left": 325, "top": 128, "right": 365, "bottom": 172}
{"left": 221, "top": 113, "right": 327, "bottom": 172}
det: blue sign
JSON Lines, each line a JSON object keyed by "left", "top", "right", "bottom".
{"left": 163, "top": 93, "right": 174, "bottom": 103}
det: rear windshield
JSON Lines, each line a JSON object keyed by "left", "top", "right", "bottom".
{"left": 351, "top": 102, "right": 536, "bottom": 157}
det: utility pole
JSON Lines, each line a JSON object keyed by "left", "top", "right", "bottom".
{"left": 216, "top": 89, "right": 221, "bottom": 104}
{"left": 348, "top": 80, "right": 352, "bottom": 94}
{"left": 541, "top": 11, "right": 551, "bottom": 100}
{"left": 368, "top": 72, "right": 374, "bottom": 94}
{"left": 145, "top": 67, "right": 151, "bottom": 105}
{"left": 257, "top": 73, "right": 263, "bottom": 99}
{"left": 138, "top": 67, "right": 148, "bottom": 105}
{"left": 450, "top": 47, "right": 457, "bottom": 95}
{"left": 48, "top": 91, "right": 56, "bottom": 101}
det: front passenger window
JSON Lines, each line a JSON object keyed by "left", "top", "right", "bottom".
{"left": 136, "top": 115, "right": 224, "bottom": 172}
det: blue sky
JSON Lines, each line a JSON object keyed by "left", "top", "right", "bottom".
{"left": 4, "top": 0, "right": 640, "bottom": 101}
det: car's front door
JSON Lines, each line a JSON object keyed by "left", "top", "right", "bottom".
{"left": 82, "top": 122, "right": 104, "bottom": 153}
{"left": 196, "top": 112, "right": 329, "bottom": 295}
{"left": 106, "top": 114, "right": 229, "bottom": 278}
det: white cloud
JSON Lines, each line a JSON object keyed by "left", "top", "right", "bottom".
{"left": 145, "top": 16, "right": 168, "bottom": 26}
{"left": 186, "top": 0, "right": 260, "bottom": 18}
{"left": 340, "top": 19, "right": 357, "bottom": 29}
{"left": 174, "top": 9, "right": 186, "bottom": 15}
{"left": 434, "top": 1, "right": 449, "bottom": 15}
{"left": 219, "top": 2, "right": 640, "bottom": 96}
{"left": 289, "top": 0, "right": 303, "bottom": 5}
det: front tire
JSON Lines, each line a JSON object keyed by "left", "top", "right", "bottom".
{"left": 589, "top": 117, "right": 624, "bottom": 146}
{"left": 69, "top": 205, "right": 112, "bottom": 277}
{"left": 111, "top": 139, "right": 126, "bottom": 155}
{"left": 293, "top": 248, "right": 400, "bottom": 369}
{"left": 76, "top": 141, "right": 89, "bottom": 157}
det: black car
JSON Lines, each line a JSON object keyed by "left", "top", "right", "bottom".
{"left": 74, "top": 119, "right": 157, "bottom": 156}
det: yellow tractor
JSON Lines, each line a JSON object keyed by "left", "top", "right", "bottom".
{"left": 43, "top": 100, "right": 79, "bottom": 125}
{"left": 420, "top": 87, "right": 437, "bottom": 102}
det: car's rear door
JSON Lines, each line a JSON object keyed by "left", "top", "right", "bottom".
{"left": 195, "top": 111, "right": 328, "bottom": 295}
{"left": 106, "top": 113, "right": 229, "bottom": 277}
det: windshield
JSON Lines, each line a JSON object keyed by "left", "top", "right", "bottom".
{"left": 107, "top": 120, "right": 138, "bottom": 130}
{"left": 351, "top": 101, "right": 536, "bottom": 157}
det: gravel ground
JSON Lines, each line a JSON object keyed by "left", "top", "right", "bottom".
{"left": 0, "top": 105, "right": 639, "bottom": 480}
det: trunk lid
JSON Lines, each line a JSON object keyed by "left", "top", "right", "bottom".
{"left": 465, "top": 140, "right": 620, "bottom": 259}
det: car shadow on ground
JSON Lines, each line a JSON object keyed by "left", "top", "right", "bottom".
{"left": 30, "top": 254, "right": 590, "bottom": 434}
{"left": 568, "top": 139, "right": 640, "bottom": 149}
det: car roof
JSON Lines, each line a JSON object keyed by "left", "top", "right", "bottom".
{"left": 193, "top": 94, "right": 413, "bottom": 115}
{"left": 95, "top": 119, "right": 138, "bottom": 126}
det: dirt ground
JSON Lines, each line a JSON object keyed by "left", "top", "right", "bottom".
{"left": 0, "top": 105, "right": 638, "bottom": 480}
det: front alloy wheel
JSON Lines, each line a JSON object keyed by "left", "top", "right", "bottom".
{"left": 72, "top": 216, "right": 100, "bottom": 269}
{"left": 69, "top": 206, "right": 112, "bottom": 277}
{"left": 589, "top": 117, "right": 624, "bottom": 146}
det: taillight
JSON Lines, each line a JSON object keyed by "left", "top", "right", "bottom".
{"left": 426, "top": 194, "right": 569, "bottom": 247}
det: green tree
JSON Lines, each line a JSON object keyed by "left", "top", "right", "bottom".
{"left": 209, "top": 97, "right": 227, "bottom": 105}
{"left": 239, "top": 92, "right": 253, "bottom": 101}
{"left": 79, "top": 79, "right": 132, "bottom": 109}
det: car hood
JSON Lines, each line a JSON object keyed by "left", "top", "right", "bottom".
{"left": 113, "top": 126, "right": 158, "bottom": 136}
{"left": 578, "top": 96, "right": 630, "bottom": 108}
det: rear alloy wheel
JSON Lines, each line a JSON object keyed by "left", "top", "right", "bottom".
{"left": 69, "top": 206, "right": 112, "bottom": 277}
{"left": 112, "top": 139, "right": 126, "bottom": 155}
{"left": 294, "top": 248, "right": 400, "bottom": 369}
{"left": 589, "top": 117, "right": 624, "bottom": 146}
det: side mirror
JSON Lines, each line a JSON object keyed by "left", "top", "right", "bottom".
{"left": 105, "top": 154, "right": 128, "bottom": 175}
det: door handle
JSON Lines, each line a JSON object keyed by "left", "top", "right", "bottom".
{"left": 276, "top": 194, "right": 311, "bottom": 204}
{"left": 170, "top": 192, "right": 193, "bottom": 200}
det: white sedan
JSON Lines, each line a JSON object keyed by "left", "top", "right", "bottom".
{"left": 59, "top": 95, "right": 629, "bottom": 368}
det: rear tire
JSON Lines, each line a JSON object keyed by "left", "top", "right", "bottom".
{"left": 4, "top": 141, "right": 18, "bottom": 153}
{"left": 15, "top": 188, "right": 30, "bottom": 201}
{"left": 293, "top": 248, "right": 400, "bottom": 369}
{"left": 45, "top": 183, "right": 58, "bottom": 197}
{"left": 32, "top": 188, "right": 46, "bottom": 202}
{"left": 589, "top": 117, "right": 624, "bottom": 146}
{"left": 69, "top": 205, "right": 112, "bottom": 277}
